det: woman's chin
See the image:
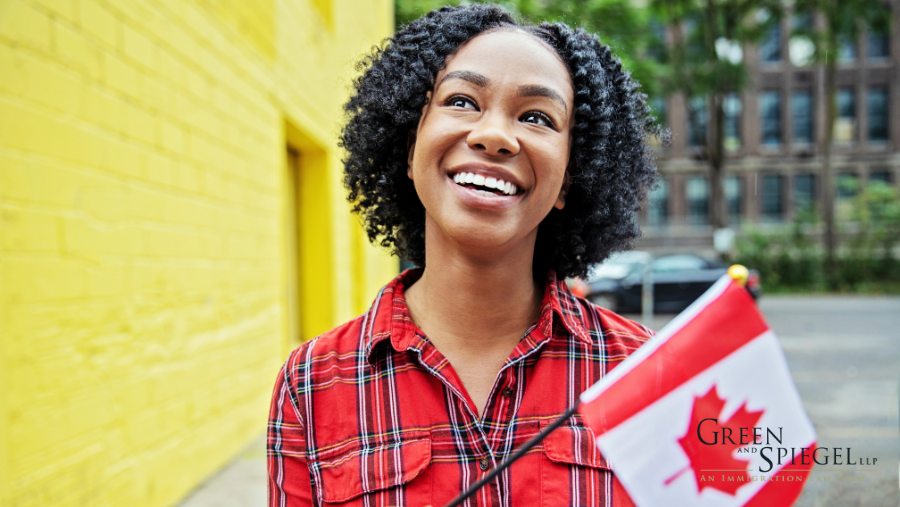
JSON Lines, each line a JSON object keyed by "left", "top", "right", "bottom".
{"left": 439, "top": 222, "right": 530, "bottom": 257}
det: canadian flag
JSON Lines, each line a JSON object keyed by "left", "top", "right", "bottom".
{"left": 580, "top": 275, "right": 816, "bottom": 507}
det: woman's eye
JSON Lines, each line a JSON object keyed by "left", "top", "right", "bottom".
{"left": 521, "top": 112, "right": 554, "bottom": 128}
{"left": 446, "top": 96, "right": 478, "bottom": 110}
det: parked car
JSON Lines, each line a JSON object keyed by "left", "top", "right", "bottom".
{"left": 585, "top": 253, "right": 761, "bottom": 314}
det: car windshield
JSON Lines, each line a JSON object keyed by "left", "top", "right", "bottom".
{"left": 588, "top": 252, "right": 651, "bottom": 281}
{"left": 652, "top": 255, "right": 708, "bottom": 273}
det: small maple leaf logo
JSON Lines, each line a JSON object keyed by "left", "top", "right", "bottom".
{"left": 665, "top": 385, "right": 764, "bottom": 496}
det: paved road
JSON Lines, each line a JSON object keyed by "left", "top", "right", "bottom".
{"left": 759, "top": 296, "right": 899, "bottom": 506}
{"left": 177, "top": 295, "right": 900, "bottom": 506}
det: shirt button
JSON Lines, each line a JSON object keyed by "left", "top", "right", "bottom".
{"left": 479, "top": 457, "right": 490, "bottom": 471}
{"left": 501, "top": 387, "right": 514, "bottom": 398}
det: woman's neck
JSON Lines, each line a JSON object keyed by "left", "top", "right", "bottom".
{"left": 403, "top": 217, "right": 543, "bottom": 357}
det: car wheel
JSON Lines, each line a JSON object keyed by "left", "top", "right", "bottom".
{"left": 590, "top": 292, "right": 618, "bottom": 312}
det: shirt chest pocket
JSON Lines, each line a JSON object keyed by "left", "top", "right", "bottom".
{"left": 541, "top": 423, "right": 612, "bottom": 507}
{"left": 314, "top": 436, "right": 433, "bottom": 506}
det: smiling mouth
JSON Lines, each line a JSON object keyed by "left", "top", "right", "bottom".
{"left": 452, "top": 172, "right": 519, "bottom": 196}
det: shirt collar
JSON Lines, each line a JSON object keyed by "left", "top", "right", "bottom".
{"left": 363, "top": 268, "right": 592, "bottom": 360}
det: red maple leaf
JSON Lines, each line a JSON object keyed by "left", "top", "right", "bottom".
{"left": 665, "top": 385, "right": 764, "bottom": 496}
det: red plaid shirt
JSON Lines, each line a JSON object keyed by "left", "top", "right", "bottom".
{"left": 268, "top": 268, "right": 652, "bottom": 506}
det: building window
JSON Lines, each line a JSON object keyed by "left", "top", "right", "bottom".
{"left": 688, "top": 96, "right": 708, "bottom": 147}
{"left": 792, "top": 11, "right": 812, "bottom": 31}
{"left": 650, "top": 96, "right": 667, "bottom": 128}
{"left": 837, "top": 172, "right": 859, "bottom": 199}
{"left": 725, "top": 175, "right": 742, "bottom": 222}
{"left": 759, "top": 23, "right": 782, "bottom": 63}
{"left": 835, "top": 88, "right": 856, "bottom": 143}
{"left": 793, "top": 174, "right": 816, "bottom": 212}
{"left": 648, "top": 179, "right": 668, "bottom": 226}
{"left": 866, "top": 30, "right": 889, "bottom": 59}
{"left": 686, "top": 176, "right": 709, "bottom": 225}
{"left": 791, "top": 91, "right": 814, "bottom": 144}
{"left": 647, "top": 20, "right": 666, "bottom": 62}
{"left": 760, "top": 91, "right": 782, "bottom": 146}
{"left": 724, "top": 94, "right": 742, "bottom": 151}
{"left": 869, "top": 171, "right": 892, "bottom": 185}
{"left": 789, "top": 11, "right": 815, "bottom": 67}
{"left": 867, "top": 87, "right": 888, "bottom": 142}
{"left": 839, "top": 36, "right": 857, "bottom": 62}
{"left": 761, "top": 174, "right": 784, "bottom": 221}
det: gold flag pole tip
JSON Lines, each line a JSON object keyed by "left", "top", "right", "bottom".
{"left": 727, "top": 265, "right": 749, "bottom": 287}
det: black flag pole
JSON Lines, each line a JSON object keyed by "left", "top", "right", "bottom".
{"left": 444, "top": 401, "right": 582, "bottom": 507}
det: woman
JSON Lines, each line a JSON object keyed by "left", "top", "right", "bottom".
{"left": 268, "top": 4, "right": 663, "bottom": 506}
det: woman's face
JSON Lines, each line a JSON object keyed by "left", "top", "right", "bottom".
{"left": 408, "top": 29, "right": 575, "bottom": 258}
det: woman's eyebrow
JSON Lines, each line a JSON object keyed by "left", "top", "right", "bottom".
{"left": 518, "top": 84, "right": 567, "bottom": 113}
{"left": 438, "top": 70, "right": 490, "bottom": 88}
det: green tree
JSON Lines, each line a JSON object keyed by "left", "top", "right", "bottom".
{"left": 650, "top": 0, "right": 782, "bottom": 231}
{"left": 790, "top": 0, "right": 893, "bottom": 272}
{"left": 394, "top": 0, "right": 662, "bottom": 97}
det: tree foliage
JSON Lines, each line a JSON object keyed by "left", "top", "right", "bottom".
{"left": 394, "top": 0, "right": 663, "bottom": 96}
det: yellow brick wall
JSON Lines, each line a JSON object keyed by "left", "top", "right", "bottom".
{"left": 0, "top": 0, "right": 396, "bottom": 505}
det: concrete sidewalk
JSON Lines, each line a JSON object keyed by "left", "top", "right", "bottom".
{"left": 177, "top": 435, "right": 267, "bottom": 507}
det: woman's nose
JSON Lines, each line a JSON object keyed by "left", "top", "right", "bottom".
{"left": 466, "top": 113, "right": 520, "bottom": 156}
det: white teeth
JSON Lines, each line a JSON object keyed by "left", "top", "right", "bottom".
{"left": 452, "top": 172, "right": 518, "bottom": 195}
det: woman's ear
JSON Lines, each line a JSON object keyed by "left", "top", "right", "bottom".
{"left": 407, "top": 130, "right": 416, "bottom": 179}
{"left": 554, "top": 171, "right": 570, "bottom": 210}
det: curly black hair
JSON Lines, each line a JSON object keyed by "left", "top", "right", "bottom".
{"left": 340, "top": 3, "right": 664, "bottom": 279}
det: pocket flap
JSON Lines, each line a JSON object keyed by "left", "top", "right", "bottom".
{"left": 317, "top": 438, "right": 431, "bottom": 503}
{"left": 542, "top": 423, "right": 609, "bottom": 470}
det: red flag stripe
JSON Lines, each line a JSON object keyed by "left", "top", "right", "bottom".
{"left": 580, "top": 279, "right": 770, "bottom": 435}
{"left": 743, "top": 444, "right": 816, "bottom": 507}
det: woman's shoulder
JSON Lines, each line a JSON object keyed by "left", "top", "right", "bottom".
{"left": 575, "top": 296, "right": 654, "bottom": 358}
{"left": 281, "top": 313, "right": 371, "bottom": 379}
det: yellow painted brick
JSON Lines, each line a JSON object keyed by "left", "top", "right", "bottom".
{"left": 85, "top": 260, "right": 130, "bottom": 297}
{"left": 160, "top": 120, "right": 183, "bottom": 154}
{"left": 173, "top": 163, "right": 200, "bottom": 193}
{"left": 185, "top": 68, "right": 209, "bottom": 103}
{"left": 1, "top": 152, "right": 91, "bottom": 207}
{"left": 130, "top": 262, "right": 166, "bottom": 292}
{"left": 15, "top": 50, "right": 84, "bottom": 116}
{"left": 121, "top": 24, "right": 155, "bottom": 70}
{"left": 32, "top": 0, "right": 77, "bottom": 23}
{"left": 79, "top": 180, "right": 132, "bottom": 222}
{"left": 145, "top": 151, "right": 173, "bottom": 187}
{"left": 2, "top": 257, "right": 86, "bottom": 302}
{"left": 78, "top": 0, "right": 117, "bottom": 47}
{"left": 0, "top": 42, "right": 28, "bottom": 97}
{"left": 142, "top": 74, "right": 167, "bottom": 113}
{"left": 1, "top": 206, "right": 60, "bottom": 252}
{"left": 0, "top": 0, "right": 51, "bottom": 51}
{"left": 0, "top": 98, "right": 106, "bottom": 169}
{"left": 105, "top": 137, "right": 146, "bottom": 178}
{"left": 1, "top": 1, "right": 398, "bottom": 506}
{"left": 123, "top": 102, "right": 155, "bottom": 145}
{"left": 80, "top": 82, "right": 123, "bottom": 133}
{"left": 187, "top": 132, "right": 214, "bottom": 166}
{"left": 157, "top": 48, "right": 185, "bottom": 89}
{"left": 63, "top": 216, "right": 145, "bottom": 257}
{"left": 127, "top": 185, "right": 166, "bottom": 221}
{"left": 55, "top": 21, "right": 102, "bottom": 80}
{"left": 104, "top": 53, "right": 139, "bottom": 98}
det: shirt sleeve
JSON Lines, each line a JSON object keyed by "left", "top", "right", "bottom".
{"left": 268, "top": 357, "right": 315, "bottom": 507}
